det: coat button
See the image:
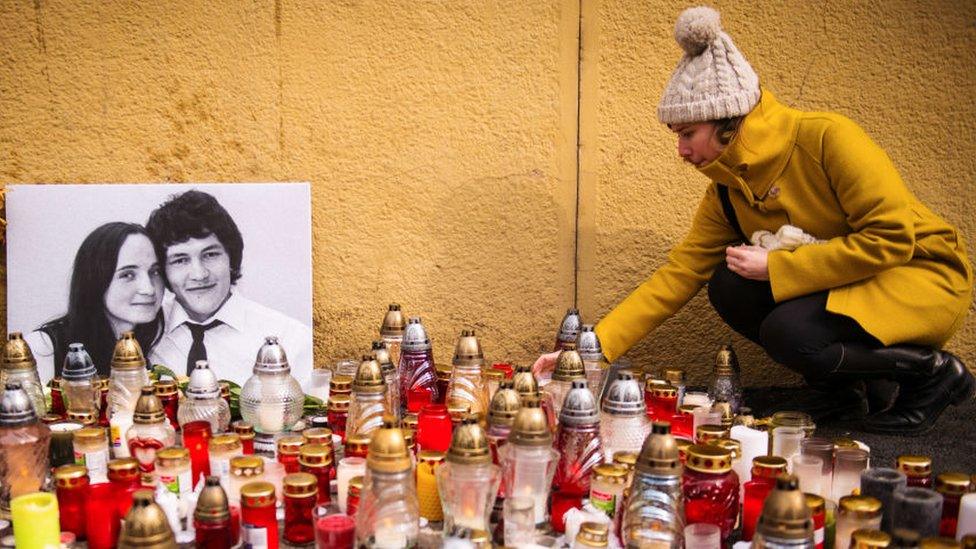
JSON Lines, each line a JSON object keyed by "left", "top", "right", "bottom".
{"left": 768, "top": 186, "right": 780, "bottom": 198}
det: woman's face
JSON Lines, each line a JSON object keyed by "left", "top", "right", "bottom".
{"left": 672, "top": 122, "right": 724, "bottom": 168}
{"left": 103, "top": 233, "right": 164, "bottom": 331}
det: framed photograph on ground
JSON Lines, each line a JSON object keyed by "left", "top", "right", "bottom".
{"left": 6, "top": 182, "right": 313, "bottom": 387}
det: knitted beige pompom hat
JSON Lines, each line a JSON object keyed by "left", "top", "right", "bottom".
{"left": 657, "top": 6, "right": 760, "bottom": 125}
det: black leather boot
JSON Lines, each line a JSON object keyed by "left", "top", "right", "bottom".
{"left": 825, "top": 344, "right": 942, "bottom": 381}
{"left": 859, "top": 351, "right": 974, "bottom": 435}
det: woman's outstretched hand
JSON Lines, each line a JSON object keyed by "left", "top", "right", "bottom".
{"left": 726, "top": 245, "right": 770, "bottom": 280}
{"left": 531, "top": 350, "right": 561, "bottom": 377}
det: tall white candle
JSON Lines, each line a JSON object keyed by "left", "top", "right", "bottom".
{"left": 337, "top": 457, "right": 367, "bottom": 512}
{"left": 730, "top": 425, "right": 768, "bottom": 485}
{"left": 957, "top": 492, "right": 976, "bottom": 540}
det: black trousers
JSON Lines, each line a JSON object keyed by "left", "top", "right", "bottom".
{"left": 707, "top": 261, "right": 882, "bottom": 381}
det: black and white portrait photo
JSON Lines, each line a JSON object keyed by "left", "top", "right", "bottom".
{"left": 5, "top": 183, "right": 313, "bottom": 387}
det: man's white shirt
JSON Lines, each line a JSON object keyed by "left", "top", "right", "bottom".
{"left": 149, "top": 291, "right": 313, "bottom": 388}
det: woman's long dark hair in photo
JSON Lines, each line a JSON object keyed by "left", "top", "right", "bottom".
{"left": 40, "top": 222, "right": 163, "bottom": 377}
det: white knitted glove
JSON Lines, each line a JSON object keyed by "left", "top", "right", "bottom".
{"left": 750, "top": 225, "right": 825, "bottom": 251}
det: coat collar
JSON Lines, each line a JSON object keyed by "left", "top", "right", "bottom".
{"left": 697, "top": 89, "right": 800, "bottom": 206}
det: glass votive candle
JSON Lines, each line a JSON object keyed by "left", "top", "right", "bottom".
{"left": 344, "top": 434, "right": 371, "bottom": 460}
{"left": 11, "top": 492, "right": 61, "bottom": 549}
{"left": 898, "top": 455, "right": 933, "bottom": 488}
{"left": 85, "top": 483, "right": 121, "bottom": 549}
{"left": 503, "top": 495, "right": 536, "bottom": 547}
{"left": 833, "top": 448, "right": 870, "bottom": 502}
{"left": 836, "top": 495, "right": 882, "bottom": 549}
{"left": 670, "top": 404, "right": 699, "bottom": 440}
{"left": 683, "top": 391, "right": 712, "bottom": 409}
{"left": 684, "top": 522, "right": 721, "bottom": 549}
{"left": 730, "top": 424, "right": 768, "bottom": 485}
{"left": 209, "top": 433, "right": 243, "bottom": 490}
{"left": 956, "top": 493, "right": 976, "bottom": 542}
{"left": 936, "top": 473, "right": 971, "bottom": 538}
{"left": 771, "top": 426, "right": 805, "bottom": 466}
{"left": 692, "top": 408, "right": 722, "bottom": 439}
{"left": 277, "top": 435, "right": 304, "bottom": 474}
{"left": 805, "top": 493, "right": 826, "bottom": 549}
{"left": 891, "top": 487, "right": 944, "bottom": 538}
{"left": 802, "top": 437, "right": 836, "bottom": 499}
{"left": 49, "top": 421, "right": 84, "bottom": 469}
{"left": 314, "top": 503, "right": 355, "bottom": 549}
{"left": 54, "top": 464, "right": 89, "bottom": 540}
{"left": 182, "top": 420, "right": 213, "bottom": 487}
{"left": 793, "top": 454, "right": 825, "bottom": 498}
{"left": 416, "top": 404, "right": 452, "bottom": 452}
{"left": 283, "top": 472, "right": 318, "bottom": 545}
{"left": 308, "top": 368, "right": 332, "bottom": 404}
{"left": 336, "top": 457, "right": 367, "bottom": 513}
{"left": 860, "top": 468, "right": 907, "bottom": 533}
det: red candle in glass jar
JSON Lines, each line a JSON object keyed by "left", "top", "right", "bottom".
{"left": 299, "top": 444, "right": 334, "bottom": 505}
{"left": 284, "top": 473, "right": 318, "bottom": 545}
{"left": 346, "top": 476, "right": 363, "bottom": 516}
{"left": 277, "top": 436, "right": 304, "bottom": 474}
{"left": 491, "top": 363, "right": 514, "bottom": 379}
{"left": 193, "top": 477, "right": 234, "bottom": 549}
{"left": 315, "top": 507, "right": 356, "bottom": 548}
{"left": 54, "top": 464, "right": 89, "bottom": 539}
{"left": 182, "top": 420, "right": 212, "bottom": 485}
{"left": 328, "top": 395, "right": 350, "bottom": 443}
{"left": 647, "top": 383, "right": 678, "bottom": 422}
{"left": 85, "top": 482, "right": 121, "bottom": 549}
{"left": 936, "top": 472, "right": 970, "bottom": 537}
{"left": 232, "top": 421, "right": 255, "bottom": 455}
{"left": 682, "top": 444, "right": 740, "bottom": 542}
{"left": 241, "top": 482, "right": 278, "bottom": 549}
{"left": 898, "top": 455, "right": 934, "bottom": 489}
{"left": 51, "top": 378, "right": 66, "bottom": 417}
{"left": 107, "top": 458, "right": 142, "bottom": 517}
{"left": 670, "top": 404, "right": 698, "bottom": 440}
{"left": 416, "top": 404, "right": 452, "bottom": 452}
{"left": 344, "top": 434, "right": 371, "bottom": 460}
{"left": 741, "top": 456, "right": 789, "bottom": 541}
{"left": 154, "top": 380, "right": 180, "bottom": 431}
{"left": 805, "top": 493, "right": 826, "bottom": 549}
{"left": 97, "top": 377, "right": 110, "bottom": 427}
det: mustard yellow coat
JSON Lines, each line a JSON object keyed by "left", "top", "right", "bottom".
{"left": 595, "top": 90, "right": 973, "bottom": 363}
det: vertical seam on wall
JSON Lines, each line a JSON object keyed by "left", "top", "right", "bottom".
{"left": 573, "top": 0, "right": 583, "bottom": 308}
{"left": 275, "top": 0, "right": 284, "bottom": 170}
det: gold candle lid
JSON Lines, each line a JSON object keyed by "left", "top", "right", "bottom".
{"left": 66, "top": 411, "right": 97, "bottom": 426}
{"left": 133, "top": 386, "right": 166, "bottom": 424}
{"left": 329, "top": 394, "right": 351, "bottom": 412}
{"left": 380, "top": 304, "right": 406, "bottom": 337}
{"left": 678, "top": 404, "right": 701, "bottom": 415}
{"left": 709, "top": 438, "right": 741, "bottom": 461}
{"left": 209, "top": 433, "right": 242, "bottom": 453}
{"left": 118, "top": 489, "right": 176, "bottom": 548}
{"left": 403, "top": 413, "right": 419, "bottom": 430}
{"left": 53, "top": 464, "right": 89, "bottom": 488}
{"left": 936, "top": 472, "right": 971, "bottom": 496}
{"left": 452, "top": 329, "right": 485, "bottom": 368}
{"left": 512, "top": 365, "right": 539, "bottom": 398}
{"left": 302, "top": 427, "right": 334, "bottom": 447}
{"left": 487, "top": 381, "right": 521, "bottom": 427}
{"left": 155, "top": 448, "right": 189, "bottom": 470}
{"left": 111, "top": 331, "right": 147, "bottom": 371}
{"left": 349, "top": 475, "right": 364, "bottom": 492}
{"left": 446, "top": 416, "right": 491, "bottom": 465}
{"left": 635, "top": 422, "right": 681, "bottom": 477}
{"left": 298, "top": 443, "right": 334, "bottom": 467}
{"left": 839, "top": 495, "right": 882, "bottom": 519}
{"left": 230, "top": 456, "right": 264, "bottom": 477}
{"left": 612, "top": 451, "right": 638, "bottom": 469}
{"left": 42, "top": 413, "right": 64, "bottom": 424}
{"left": 2, "top": 332, "right": 37, "bottom": 371}
{"left": 804, "top": 493, "right": 825, "bottom": 515}
{"left": 663, "top": 368, "right": 686, "bottom": 385}
{"left": 402, "top": 428, "right": 416, "bottom": 449}
{"left": 483, "top": 369, "right": 504, "bottom": 382}
{"left": 108, "top": 458, "right": 140, "bottom": 476}
{"left": 592, "top": 463, "right": 628, "bottom": 484}
{"left": 366, "top": 427, "right": 411, "bottom": 473}
{"left": 345, "top": 432, "right": 371, "bottom": 453}
{"left": 685, "top": 444, "right": 733, "bottom": 474}
{"left": 852, "top": 529, "right": 892, "bottom": 548}
{"left": 648, "top": 383, "right": 678, "bottom": 398}
{"left": 575, "top": 521, "right": 609, "bottom": 548}
{"left": 695, "top": 424, "right": 729, "bottom": 443}
{"left": 418, "top": 450, "right": 447, "bottom": 464}
{"left": 276, "top": 435, "right": 305, "bottom": 455}
{"left": 231, "top": 421, "right": 255, "bottom": 440}
{"left": 195, "top": 476, "right": 230, "bottom": 523}
{"left": 834, "top": 437, "right": 860, "bottom": 449}
{"left": 74, "top": 426, "right": 107, "bottom": 443}
{"left": 756, "top": 475, "right": 813, "bottom": 540}
{"left": 100, "top": 376, "right": 110, "bottom": 390}
{"left": 283, "top": 472, "right": 318, "bottom": 498}
{"left": 330, "top": 375, "right": 353, "bottom": 394}
{"left": 892, "top": 529, "right": 921, "bottom": 548}
{"left": 353, "top": 356, "right": 386, "bottom": 394}
{"left": 152, "top": 379, "right": 178, "bottom": 397}
{"left": 919, "top": 539, "right": 963, "bottom": 549}
{"left": 753, "top": 455, "right": 789, "bottom": 478}
{"left": 240, "top": 481, "right": 276, "bottom": 507}
{"left": 552, "top": 347, "right": 585, "bottom": 382}
{"left": 896, "top": 455, "right": 932, "bottom": 478}
{"left": 436, "top": 364, "right": 453, "bottom": 381}
{"left": 509, "top": 398, "right": 551, "bottom": 446}
{"left": 962, "top": 536, "right": 976, "bottom": 549}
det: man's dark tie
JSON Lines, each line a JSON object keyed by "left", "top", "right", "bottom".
{"left": 186, "top": 320, "right": 222, "bottom": 375}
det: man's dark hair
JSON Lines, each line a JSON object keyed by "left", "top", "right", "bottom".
{"left": 146, "top": 190, "right": 244, "bottom": 285}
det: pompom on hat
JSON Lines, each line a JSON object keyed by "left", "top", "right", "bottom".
{"left": 658, "top": 6, "right": 760, "bottom": 125}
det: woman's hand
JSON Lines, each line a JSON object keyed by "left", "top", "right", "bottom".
{"left": 531, "top": 351, "right": 560, "bottom": 377}
{"left": 726, "top": 245, "right": 770, "bottom": 280}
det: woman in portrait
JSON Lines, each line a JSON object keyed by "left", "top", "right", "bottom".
{"left": 28, "top": 222, "right": 165, "bottom": 381}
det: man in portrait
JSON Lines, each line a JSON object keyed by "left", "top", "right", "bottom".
{"left": 145, "top": 190, "right": 313, "bottom": 386}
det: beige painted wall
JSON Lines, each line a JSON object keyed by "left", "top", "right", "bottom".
{"left": 1, "top": 1, "right": 973, "bottom": 384}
